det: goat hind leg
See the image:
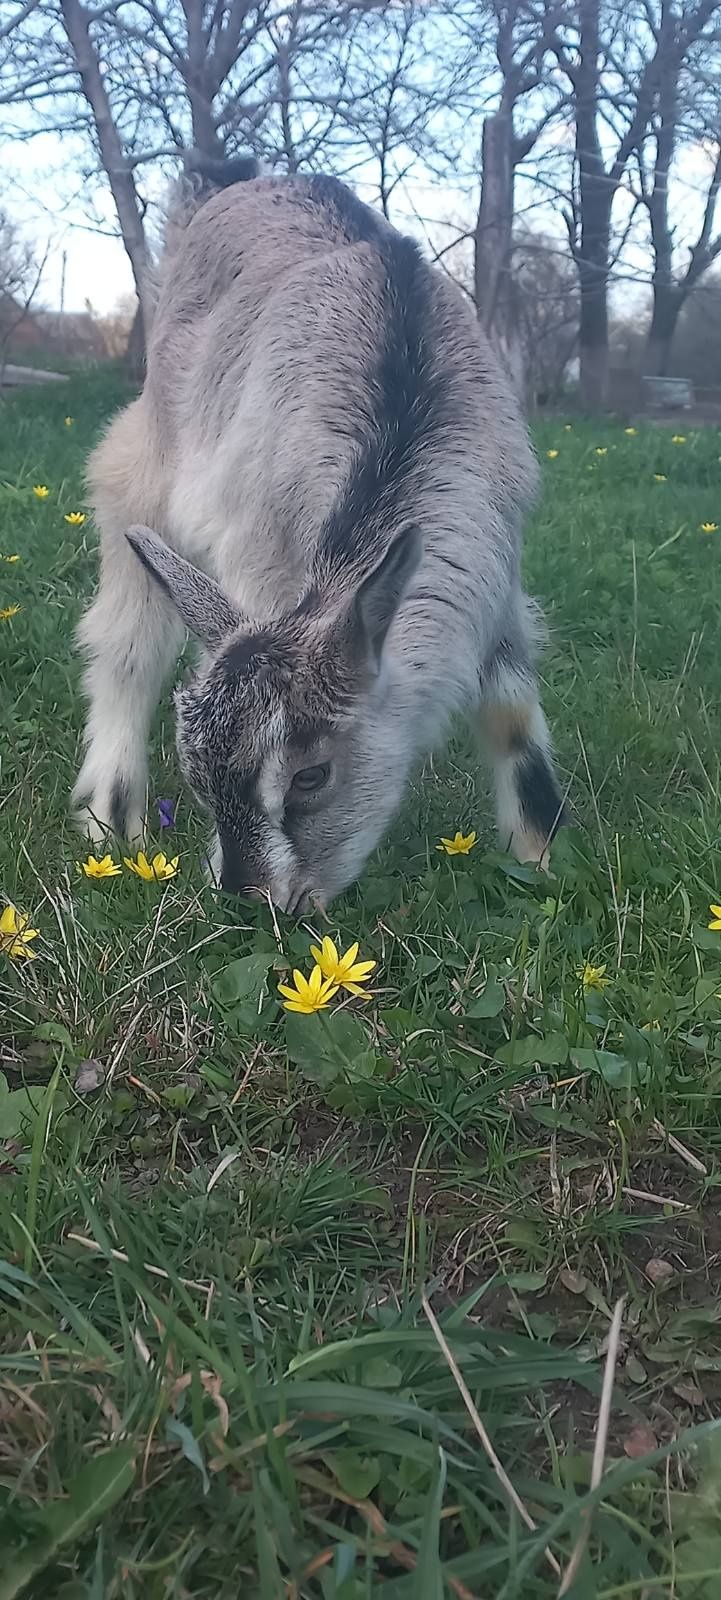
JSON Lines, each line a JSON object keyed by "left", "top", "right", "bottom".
{"left": 477, "top": 635, "right": 567, "bottom": 866}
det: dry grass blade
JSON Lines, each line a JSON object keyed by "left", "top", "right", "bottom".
{"left": 557, "top": 1297, "right": 625, "bottom": 1596}
{"left": 421, "top": 1290, "right": 562, "bottom": 1578}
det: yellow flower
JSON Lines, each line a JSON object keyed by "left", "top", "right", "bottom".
{"left": 546, "top": 448, "right": 559, "bottom": 460}
{"left": 124, "top": 850, "right": 179, "bottom": 882}
{"left": 594, "top": 447, "right": 608, "bottom": 456}
{"left": 2, "top": 554, "right": 20, "bottom": 563}
{"left": 309, "top": 936, "right": 376, "bottom": 996}
{"left": 64, "top": 512, "right": 86, "bottom": 526}
{"left": 437, "top": 829, "right": 477, "bottom": 856}
{"left": 563, "top": 424, "right": 573, "bottom": 431}
{"left": 654, "top": 474, "right": 667, "bottom": 482}
{"left": 624, "top": 427, "right": 637, "bottom": 436}
{"left": 700, "top": 522, "right": 718, "bottom": 534}
{"left": 0, "top": 604, "right": 21, "bottom": 621}
{"left": 0, "top": 904, "right": 39, "bottom": 960}
{"left": 32, "top": 484, "right": 49, "bottom": 499}
{"left": 671, "top": 434, "right": 686, "bottom": 444}
{"left": 278, "top": 964, "right": 339, "bottom": 1014}
{"left": 708, "top": 903, "right": 721, "bottom": 931}
{"left": 578, "top": 962, "right": 610, "bottom": 991}
{"left": 80, "top": 853, "right": 122, "bottom": 880}
{"left": 64, "top": 416, "right": 73, "bottom": 427}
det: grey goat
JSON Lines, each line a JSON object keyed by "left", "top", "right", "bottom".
{"left": 73, "top": 166, "right": 566, "bottom": 911}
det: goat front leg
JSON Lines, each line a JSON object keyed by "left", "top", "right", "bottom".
{"left": 73, "top": 533, "right": 184, "bottom": 845}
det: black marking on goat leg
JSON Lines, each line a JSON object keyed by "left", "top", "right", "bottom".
{"left": 110, "top": 777, "right": 130, "bottom": 837}
{"left": 516, "top": 743, "right": 568, "bottom": 842}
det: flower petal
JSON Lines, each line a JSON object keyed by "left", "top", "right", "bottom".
{"left": 345, "top": 959, "right": 376, "bottom": 981}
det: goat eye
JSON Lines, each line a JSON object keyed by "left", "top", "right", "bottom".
{"left": 291, "top": 763, "right": 330, "bottom": 794}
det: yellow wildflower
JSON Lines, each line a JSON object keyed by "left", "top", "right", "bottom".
{"left": 708, "top": 903, "right": 721, "bottom": 931}
{"left": 624, "top": 427, "right": 637, "bottom": 435}
{"left": 80, "top": 854, "right": 122, "bottom": 880}
{"left": 546, "top": 448, "right": 559, "bottom": 460}
{"left": 0, "top": 905, "right": 39, "bottom": 960}
{"left": 278, "top": 964, "right": 339, "bottom": 1014}
{"left": 653, "top": 474, "right": 667, "bottom": 482}
{"left": 2, "top": 554, "right": 20, "bottom": 563}
{"left": 64, "top": 416, "right": 73, "bottom": 427}
{"left": 563, "top": 424, "right": 573, "bottom": 431}
{"left": 64, "top": 512, "right": 86, "bottom": 526}
{"left": 32, "top": 485, "right": 49, "bottom": 499}
{"left": 578, "top": 962, "right": 610, "bottom": 991}
{"left": 671, "top": 434, "right": 686, "bottom": 444}
{"left": 700, "top": 522, "right": 718, "bottom": 534}
{"left": 0, "top": 604, "right": 20, "bottom": 621}
{"left": 124, "top": 850, "right": 179, "bottom": 882}
{"left": 595, "top": 447, "right": 608, "bottom": 456}
{"left": 309, "top": 936, "right": 376, "bottom": 996}
{"left": 437, "top": 829, "right": 477, "bottom": 856}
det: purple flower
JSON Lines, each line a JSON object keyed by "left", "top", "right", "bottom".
{"left": 156, "top": 797, "right": 176, "bottom": 830}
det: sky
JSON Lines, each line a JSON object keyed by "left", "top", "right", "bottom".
{"left": 7, "top": 134, "right": 137, "bottom": 315}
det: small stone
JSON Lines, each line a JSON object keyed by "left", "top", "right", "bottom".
{"left": 74, "top": 1059, "right": 106, "bottom": 1095}
{"left": 624, "top": 1422, "right": 658, "bottom": 1458}
{"left": 645, "top": 1257, "right": 674, "bottom": 1285}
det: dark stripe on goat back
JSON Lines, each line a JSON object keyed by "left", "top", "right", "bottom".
{"left": 516, "top": 742, "right": 567, "bottom": 842}
{"left": 307, "top": 175, "right": 390, "bottom": 251}
{"left": 308, "top": 178, "right": 456, "bottom": 581}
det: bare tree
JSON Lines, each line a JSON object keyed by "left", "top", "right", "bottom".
{"left": 512, "top": 229, "right": 578, "bottom": 406}
{"left": 634, "top": 0, "right": 721, "bottom": 374}
{"left": 0, "top": 209, "right": 48, "bottom": 382}
{"left": 470, "top": 1, "right": 566, "bottom": 386}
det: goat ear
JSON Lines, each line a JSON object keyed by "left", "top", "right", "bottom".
{"left": 126, "top": 526, "right": 241, "bottom": 646}
{"left": 352, "top": 526, "right": 422, "bottom": 666}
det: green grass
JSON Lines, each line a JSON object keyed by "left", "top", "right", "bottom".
{"left": 2, "top": 378, "right": 721, "bottom": 1596}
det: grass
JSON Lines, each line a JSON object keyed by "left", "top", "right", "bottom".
{"left": 2, "top": 379, "right": 721, "bottom": 1595}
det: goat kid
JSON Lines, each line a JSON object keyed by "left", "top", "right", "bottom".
{"left": 73, "top": 166, "right": 566, "bottom": 911}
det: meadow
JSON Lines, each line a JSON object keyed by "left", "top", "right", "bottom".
{"left": 1, "top": 374, "right": 721, "bottom": 1597}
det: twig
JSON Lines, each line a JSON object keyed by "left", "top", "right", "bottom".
{"left": 651, "top": 1118, "right": 708, "bottom": 1176}
{"left": 557, "top": 1298, "right": 624, "bottom": 1595}
{"left": 66, "top": 1231, "right": 211, "bottom": 1292}
{"left": 622, "top": 1186, "right": 691, "bottom": 1211}
{"left": 421, "top": 1290, "right": 562, "bottom": 1578}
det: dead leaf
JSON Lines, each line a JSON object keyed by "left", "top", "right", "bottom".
{"left": 645, "top": 1257, "right": 674, "bottom": 1285}
{"left": 672, "top": 1380, "right": 704, "bottom": 1407}
{"left": 559, "top": 1268, "right": 587, "bottom": 1295}
{"left": 624, "top": 1423, "right": 658, "bottom": 1458}
{"left": 74, "top": 1058, "right": 106, "bottom": 1095}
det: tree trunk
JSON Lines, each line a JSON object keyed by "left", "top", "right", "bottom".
{"left": 474, "top": 107, "right": 523, "bottom": 392}
{"left": 576, "top": 198, "right": 611, "bottom": 411}
{"left": 182, "top": 0, "right": 226, "bottom": 161}
{"left": 124, "top": 302, "right": 146, "bottom": 382}
{"left": 646, "top": 289, "right": 684, "bottom": 376}
{"left": 60, "top": 0, "right": 153, "bottom": 331}
{"left": 574, "top": 0, "right": 611, "bottom": 412}
{"left": 645, "top": 13, "right": 682, "bottom": 379}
